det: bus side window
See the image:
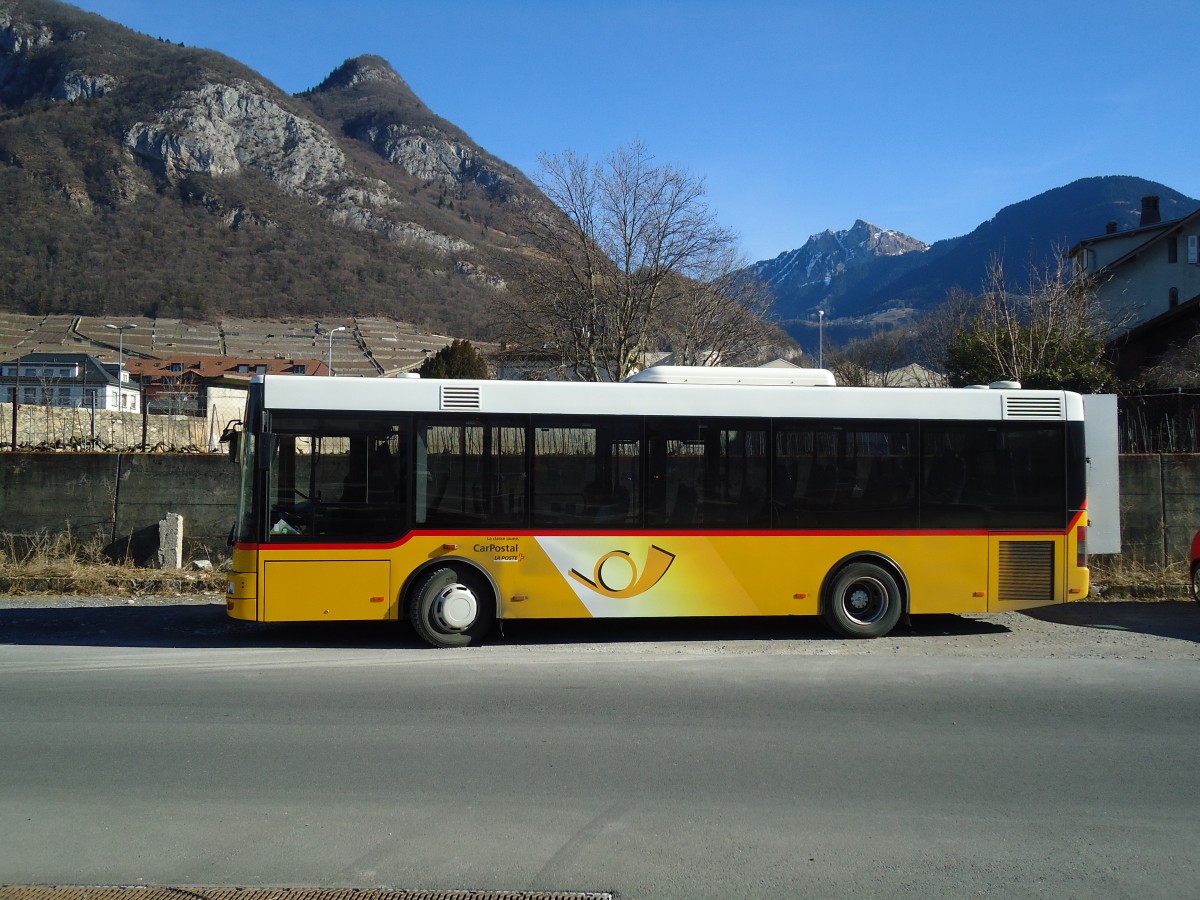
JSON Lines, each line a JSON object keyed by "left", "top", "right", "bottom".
{"left": 532, "top": 418, "right": 638, "bottom": 529}
{"left": 264, "top": 416, "right": 410, "bottom": 541}
{"left": 339, "top": 436, "right": 370, "bottom": 503}
{"left": 921, "top": 426, "right": 976, "bottom": 527}
{"left": 807, "top": 459, "right": 837, "bottom": 506}
{"left": 420, "top": 418, "right": 527, "bottom": 528}
{"left": 928, "top": 451, "right": 966, "bottom": 504}
{"left": 669, "top": 482, "right": 698, "bottom": 527}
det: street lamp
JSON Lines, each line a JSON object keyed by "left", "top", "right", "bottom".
{"left": 326, "top": 326, "right": 346, "bottom": 376}
{"left": 817, "top": 310, "right": 824, "bottom": 370}
{"left": 105, "top": 323, "right": 137, "bottom": 403}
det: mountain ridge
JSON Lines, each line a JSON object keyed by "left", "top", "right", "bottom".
{"left": 755, "top": 175, "right": 1200, "bottom": 340}
{"left": 0, "top": 0, "right": 535, "bottom": 334}
{"left": 3, "top": 1, "right": 1198, "bottom": 354}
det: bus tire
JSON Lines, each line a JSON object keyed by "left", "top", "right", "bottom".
{"left": 1192, "top": 562, "right": 1199, "bottom": 606}
{"left": 408, "top": 565, "right": 496, "bottom": 648}
{"left": 823, "top": 561, "right": 903, "bottom": 639}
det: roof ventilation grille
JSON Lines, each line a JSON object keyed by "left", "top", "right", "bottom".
{"left": 440, "top": 384, "right": 481, "bottom": 411}
{"left": 1003, "top": 395, "right": 1064, "bottom": 420}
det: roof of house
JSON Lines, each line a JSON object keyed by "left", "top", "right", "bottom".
{"left": 869, "top": 363, "right": 947, "bottom": 387}
{"left": 1109, "top": 291, "right": 1200, "bottom": 347}
{"left": 124, "top": 354, "right": 328, "bottom": 380}
{"left": 0, "top": 351, "right": 122, "bottom": 386}
{"left": 1069, "top": 206, "right": 1200, "bottom": 275}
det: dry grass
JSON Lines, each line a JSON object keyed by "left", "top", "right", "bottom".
{"left": 1089, "top": 555, "right": 1191, "bottom": 599}
{"left": 0, "top": 529, "right": 227, "bottom": 596}
{"left": 0, "top": 530, "right": 1188, "bottom": 600}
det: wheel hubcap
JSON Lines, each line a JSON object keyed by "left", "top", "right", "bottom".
{"left": 433, "top": 583, "right": 478, "bottom": 632}
{"left": 842, "top": 577, "right": 888, "bottom": 626}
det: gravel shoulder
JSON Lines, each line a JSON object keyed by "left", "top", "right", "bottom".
{"left": 0, "top": 592, "right": 1196, "bottom": 660}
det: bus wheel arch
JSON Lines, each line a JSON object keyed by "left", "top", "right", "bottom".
{"left": 821, "top": 553, "right": 908, "bottom": 639}
{"left": 404, "top": 560, "right": 498, "bottom": 648}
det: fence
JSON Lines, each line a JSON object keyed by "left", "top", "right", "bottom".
{"left": 1119, "top": 390, "right": 1200, "bottom": 453}
{"left": 1, "top": 391, "right": 245, "bottom": 452}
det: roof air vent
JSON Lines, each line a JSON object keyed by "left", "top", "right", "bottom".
{"left": 440, "top": 384, "right": 481, "bottom": 411}
{"left": 1003, "top": 395, "right": 1064, "bottom": 420}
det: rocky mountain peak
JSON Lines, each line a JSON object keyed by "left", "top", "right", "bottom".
{"left": 0, "top": 0, "right": 537, "bottom": 334}
{"left": 301, "top": 52, "right": 526, "bottom": 202}
{"left": 754, "top": 220, "right": 928, "bottom": 297}
{"left": 311, "top": 54, "right": 406, "bottom": 93}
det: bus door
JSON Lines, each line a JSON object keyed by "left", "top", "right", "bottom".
{"left": 260, "top": 414, "right": 408, "bottom": 620}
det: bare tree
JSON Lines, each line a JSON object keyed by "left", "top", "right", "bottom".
{"left": 658, "top": 247, "right": 782, "bottom": 366}
{"left": 827, "top": 327, "right": 918, "bottom": 386}
{"left": 941, "top": 251, "right": 1122, "bottom": 392}
{"left": 496, "top": 142, "right": 756, "bottom": 381}
{"left": 1141, "top": 331, "right": 1200, "bottom": 388}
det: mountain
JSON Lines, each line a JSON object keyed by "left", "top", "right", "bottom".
{"left": 752, "top": 219, "right": 929, "bottom": 323}
{"left": 0, "top": 0, "right": 535, "bottom": 336}
{"left": 5, "top": 2, "right": 1199, "bottom": 355}
{"left": 756, "top": 176, "right": 1200, "bottom": 341}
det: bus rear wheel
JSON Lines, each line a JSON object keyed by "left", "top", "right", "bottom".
{"left": 823, "top": 562, "right": 903, "bottom": 638}
{"left": 408, "top": 565, "right": 496, "bottom": 648}
{"left": 1192, "top": 562, "right": 1199, "bottom": 606}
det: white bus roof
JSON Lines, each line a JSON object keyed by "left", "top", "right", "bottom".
{"left": 626, "top": 365, "right": 837, "bottom": 386}
{"left": 259, "top": 369, "right": 1084, "bottom": 422}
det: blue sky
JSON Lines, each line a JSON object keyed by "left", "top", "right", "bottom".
{"left": 70, "top": 0, "right": 1199, "bottom": 263}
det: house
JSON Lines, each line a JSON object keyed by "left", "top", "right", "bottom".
{"left": 116, "top": 354, "right": 327, "bottom": 451}
{"left": 0, "top": 352, "right": 140, "bottom": 412}
{"left": 1070, "top": 196, "right": 1200, "bottom": 378}
{"left": 123, "top": 355, "right": 327, "bottom": 415}
{"left": 863, "top": 363, "right": 947, "bottom": 387}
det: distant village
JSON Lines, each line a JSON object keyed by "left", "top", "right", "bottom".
{"left": 0, "top": 315, "right": 463, "bottom": 450}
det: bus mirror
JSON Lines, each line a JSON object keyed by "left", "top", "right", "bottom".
{"left": 219, "top": 420, "right": 243, "bottom": 463}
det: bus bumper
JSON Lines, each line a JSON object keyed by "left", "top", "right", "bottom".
{"left": 1068, "top": 564, "right": 1090, "bottom": 601}
{"left": 226, "top": 571, "right": 258, "bottom": 620}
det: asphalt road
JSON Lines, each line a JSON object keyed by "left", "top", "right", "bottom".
{"left": 1, "top": 598, "right": 1198, "bottom": 898}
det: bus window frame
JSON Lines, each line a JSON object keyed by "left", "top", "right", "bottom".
{"left": 530, "top": 415, "right": 643, "bottom": 531}
{"left": 245, "top": 405, "right": 1076, "bottom": 540}
{"left": 262, "top": 410, "right": 412, "bottom": 543}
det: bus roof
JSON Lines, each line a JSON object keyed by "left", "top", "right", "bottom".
{"left": 258, "top": 369, "right": 1085, "bottom": 422}
{"left": 625, "top": 365, "right": 838, "bottom": 386}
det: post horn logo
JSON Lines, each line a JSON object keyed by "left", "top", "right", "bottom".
{"left": 568, "top": 545, "right": 676, "bottom": 599}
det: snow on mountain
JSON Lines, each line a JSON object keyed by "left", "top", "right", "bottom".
{"left": 753, "top": 219, "right": 929, "bottom": 293}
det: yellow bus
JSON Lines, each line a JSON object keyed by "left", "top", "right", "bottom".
{"left": 225, "top": 366, "right": 1089, "bottom": 646}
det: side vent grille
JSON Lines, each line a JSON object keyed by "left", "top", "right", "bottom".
{"left": 1003, "top": 396, "right": 1064, "bottom": 419}
{"left": 998, "top": 541, "right": 1055, "bottom": 602}
{"left": 440, "top": 385, "right": 482, "bottom": 411}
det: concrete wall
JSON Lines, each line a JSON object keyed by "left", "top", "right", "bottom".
{"left": 1119, "top": 454, "right": 1200, "bottom": 567}
{"left": 0, "top": 452, "right": 1196, "bottom": 567}
{"left": 1, "top": 401, "right": 213, "bottom": 451}
{"left": 0, "top": 452, "right": 239, "bottom": 561}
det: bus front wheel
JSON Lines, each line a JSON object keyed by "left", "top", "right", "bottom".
{"left": 823, "top": 562, "right": 903, "bottom": 638}
{"left": 408, "top": 565, "right": 496, "bottom": 648}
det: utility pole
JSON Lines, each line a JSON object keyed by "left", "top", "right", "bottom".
{"left": 9, "top": 353, "right": 19, "bottom": 451}
{"left": 105, "top": 323, "right": 137, "bottom": 448}
{"left": 818, "top": 310, "right": 824, "bottom": 370}
{"left": 326, "top": 325, "right": 346, "bottom": 376}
